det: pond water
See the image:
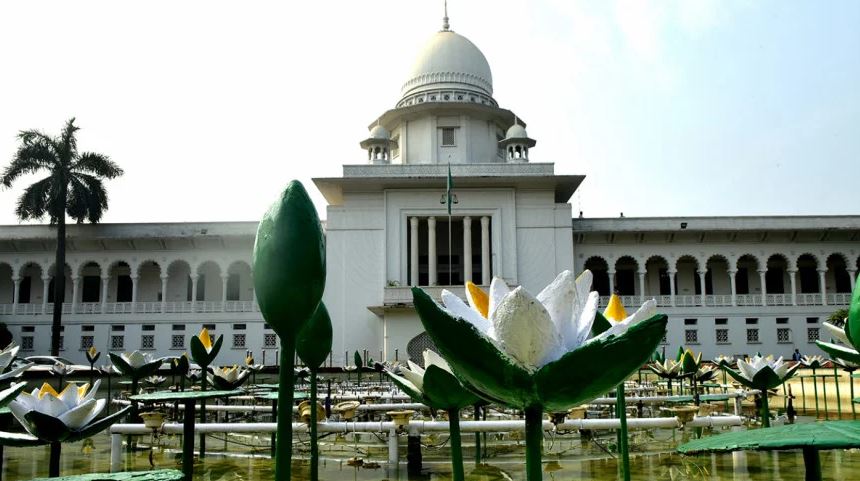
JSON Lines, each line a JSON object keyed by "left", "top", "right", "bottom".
{"left": 2, "top": 425, "right": 859, "bottom": 481}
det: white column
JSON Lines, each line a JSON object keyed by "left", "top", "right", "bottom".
{"left": 160, "top": 275, "right": 169, "bottom": 313}
{"left": 481, "top": 216, "right": 490, "bottom": 285}
{"left": 698, "top": 270, "right": 706, "bottom": 306}
{"left": 71, "top": 276, "right": 80, "bottom": 314}
{"left": 130, "top": 275, "right": 139, "bottom": 313}
{"left": 638, "top": 270, "right": 646, "bottom": 303}
{"left": 100, "top": 276, "right": 109, "bottom": 313}
{"left": 427, "top": 217, "right": 437, "bottom": 286}
{"left": 191, "top": 275, "right": 199, "bottom": 312}
{"left": 818, "top": 269, "right": 828, "bottom": 306}
{"left": 758, "top": 270, "right": 768, "bottom": 307}
{"left": 788, "top": 269, "right": 798, "bottom": 306}
{"left": 668, "top": 270, "right": 677, "bottom": 307}
{"left": 11, "top": 277, "right": 20, "bottom": 313}
{"left": 41, "top": 276, "right": 50, "bottom": 314}
{"left": 221, "top": 274, "right": 229, "bottom": 312}
{"left": 849, "top": 269, "right": 857, "bottom": 289}
{"left": 608, "top": 271, "right": 616, "bottom": 295}
{"left": 410, "top": 217, "right": 419, "bottom": 286}
{"left": 463, "top": 216, "right": 472, "bottom": 284}
{"left": 728, "top": 270, "right": 737, "bottom": 306}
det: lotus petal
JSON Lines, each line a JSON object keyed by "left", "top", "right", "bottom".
{"left": 492, "top": 287, "right": 561, "bottom": 370}
{"left": 442, "top": 290, "right": 492, "bottom": 335}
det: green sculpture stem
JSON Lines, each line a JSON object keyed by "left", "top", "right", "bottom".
{"left": 851, "top": 373, "right": 857, "bottom": 420}
{"left": 667, "top": 379, "right": 673, "bottom": 396}
{"left": 49, "top": 441, "right": 61, "bottom": 477}
{"left": 616, "top": 386, "right": 630, "bottom": 481}
{"left": 524, "top": 406, "right": 543, "bottom": 481}
{"left": 199, "top": 369, "right": 208, "bottom": 458}
{"left": 833, "top": 366, "right": 842, "bottom": 418}
{"left": 446, "top": 408, "right": 465, "bottom": 481}
{"left": 812, "top": 369, "right": 820, "bottom": 418}
{"left": 760, "top": 390, "right": 770, "bottom": 428}
{"left": 309, "top": 368, "right": 319, "bottom": 481}
{"left": 802, "top": 447, "right": 822, "bottom": 481}
{"left": 473, "top": 405, "right": 481, "bottom": 466}
{"left": 275, "top": 341, "right": 296, "bottom": 481}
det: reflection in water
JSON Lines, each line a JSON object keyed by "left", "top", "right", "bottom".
{"left": 1, "top": 428, "right": 859, "bottom": 481}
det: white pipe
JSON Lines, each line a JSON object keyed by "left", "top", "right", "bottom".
{"left": 387, "top": 427, "right": 398, "bottom": 465}
{"left": 113, "top": 399, "right": 427, "bottom": 413}
{"left": 110, "top": 433, "right": 122, "bottom": 472}
{"left": 110, "top": 415, "right": 742, "bottom": 436}
{"left": 589, "top": 390, "right": 757, "bottom": 405}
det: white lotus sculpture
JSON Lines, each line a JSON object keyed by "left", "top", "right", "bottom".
{"left": 9, "top": 381, "right": 129, "bottom": 442}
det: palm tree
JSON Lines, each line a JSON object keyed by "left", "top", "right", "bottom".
{"left": 1, "top": 118, "right": 123, "bottom": 356}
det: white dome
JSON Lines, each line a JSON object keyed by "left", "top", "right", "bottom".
{"left": 400, "top": 30, "right": 493, "bottom": 100}
{"left": 369, "top": 125, "right": 390, "bottom": 140}
{"left": 505, "top": 124, "right": 528, "bottom": 139}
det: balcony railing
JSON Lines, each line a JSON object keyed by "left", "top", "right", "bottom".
{"left": 384, "top": 285, "right": 469, "bottom": 305}
{"left": 0, "top": 300, "right": 260, "bottom": 315}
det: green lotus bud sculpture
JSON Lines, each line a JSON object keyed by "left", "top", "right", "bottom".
{"left": 412, "top": 270, "right": 667, "bottom": 481}
{"left": 724, "top": 354, "right": 799, "bottom": 427}
{"left": 190, "top": 328, "right": 223, "bottom": 369}
{"left": 296, "top": 302, "right": 333, "bottom": 481}
{"left": 253, "top": 180, "right": 326, "bottom": 481}
{"left": 387, "top": 349, "right": 480, "bottom": 481}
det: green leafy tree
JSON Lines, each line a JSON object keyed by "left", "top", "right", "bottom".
{"left": 1, "top": 118, "right": 123, "bottom": 355}
{"left": 828, "top": 308, "right": 849, "bottom": 328}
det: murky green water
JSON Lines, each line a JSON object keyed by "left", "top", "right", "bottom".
{"left": 2, "top": 426, "right": 859, "bottom": 481}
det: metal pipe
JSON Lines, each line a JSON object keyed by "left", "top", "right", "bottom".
{"left": 111, "top": 416, "right": 742, "bottom": 436}
{"left": 110, "top": 433, "right": 122, "bottom": 472}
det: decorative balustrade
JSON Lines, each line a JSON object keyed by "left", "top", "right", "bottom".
{"left": 0, "top": 300, "right": 259, "bottom": 315}
{"left": 384, "top": 285, "right": 468, "bottom": 305}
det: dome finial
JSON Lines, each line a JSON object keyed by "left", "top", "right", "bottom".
{"left": 442, "top": 0, "right": 450, "bottom": 31}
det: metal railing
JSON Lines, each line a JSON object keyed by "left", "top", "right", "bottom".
{"left": 0, "top": 299, "right": 259, "bottom": 315}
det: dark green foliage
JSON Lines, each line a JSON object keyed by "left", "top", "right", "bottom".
{"left": 1, "top": 118, "right": 122, "bottom": 356}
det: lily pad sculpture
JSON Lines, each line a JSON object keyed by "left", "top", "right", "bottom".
{"left": 253, "top": 180, "right": 326, "bottom": 481}
{"left": 387, "top": 349, "right": 481, "bottom": 481}
{"left": 296, "top": 302, "right": 334, "bottom": 481}
{"left": 9, "top": 381, "right": 129, "bottom": 476}
{"left": 412, "top": 270, "right": 667, "bottom": 481}
{"left": 724, "top": 355, "right": 799, "bottom": 427}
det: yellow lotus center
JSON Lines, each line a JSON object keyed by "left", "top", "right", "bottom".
{"left": 466, "top": 282, "right": 489, "bottom": 318}
{"left": 88, "top": 346, "right": 97, "bottom": 357}
{"left": 604, "top": 294, "right": 627, "bottom": 322}
{"left": 198, "top": 328, "right": 212, "bottom": 350}
{"left": 37, "top": 383, "right": 60, "bottom": 399}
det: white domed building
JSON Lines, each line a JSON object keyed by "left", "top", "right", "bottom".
{"left": 0, "top": 18, "right": 857, "bottom": 366}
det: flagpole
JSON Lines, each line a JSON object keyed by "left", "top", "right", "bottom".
{"left": 448, "top": 162, "right": 453, "bottom": 285}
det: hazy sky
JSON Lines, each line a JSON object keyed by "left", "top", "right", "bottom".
{"left": 0, "top": 0, "right": 857, "bottom": 225}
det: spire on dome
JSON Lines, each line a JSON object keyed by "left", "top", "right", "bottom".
{"left": 442, "top": 0, "right": 450, "bottom": 31}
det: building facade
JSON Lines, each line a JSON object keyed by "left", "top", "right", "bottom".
{"left": 1, "top": 21, "right": 857, "bottom": 365}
